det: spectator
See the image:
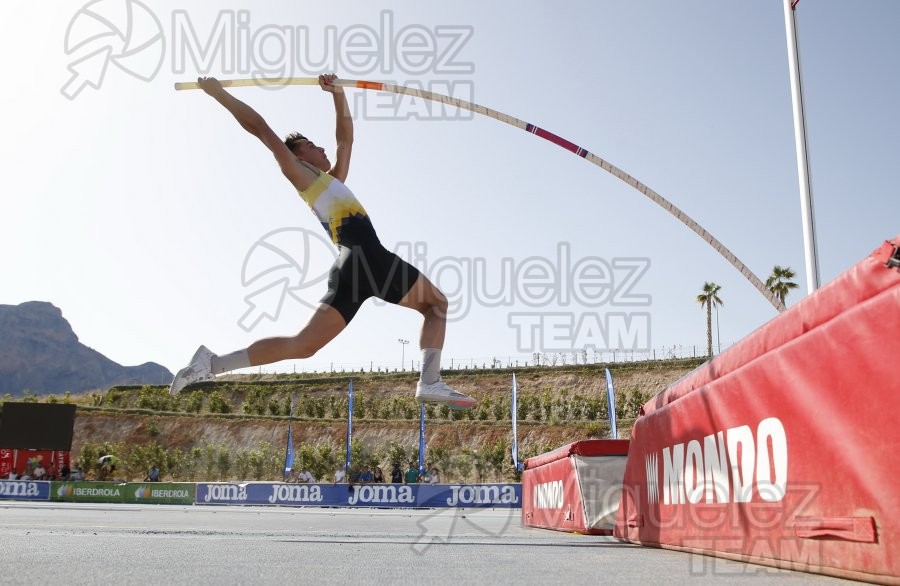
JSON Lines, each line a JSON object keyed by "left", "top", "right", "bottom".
{"left": 373, "top": 466, "right": 384, "bottom": 483}
{"left": 146, "top": 465, "right": 161, "bottom": 482}
{"left": 32, "top": 463, "right": 47, "bottom": 481}
{"left": 19, "top": 469, "right": 32, "bottom": 481}
{"left": 404, "top": 461, "right": 419, "bottom": 484}
{"left": 46, "top": 462, "right": 58, "bottom": 481}
{"left": 69, "top": 466, "right": 84, "bottom": 481}
{"left": 390, "top": 463, "right": 402, "bottom": 484}
{"left": 98, "top": 455, "right": 118, "bottom": 481}
{"left": 359, "top": 465, "right": 374, "bottom": 484}
{"left": 429, "top": 467, "right": 440, "bottom": 484}
{"left": 60, "top": 463, "right": 70, "bottom": 481}
{"left": 297, "top": 468, "right": 316, "bottom": 483}
{"left": 333, "top": 467, "right": 346, "bottom": 484}
{"left": 7, "top": 470, "right": 17, "bottom": 480}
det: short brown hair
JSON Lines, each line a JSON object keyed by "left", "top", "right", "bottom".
{"left": 284, "top": 132, "right": 307, "bottom": 153}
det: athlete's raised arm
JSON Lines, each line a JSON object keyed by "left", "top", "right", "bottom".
{"left": 319, "top": 73, "right": 353, "bottom": 182}
{"left": 196, "top": 76, "right": 317, "bottom": 192}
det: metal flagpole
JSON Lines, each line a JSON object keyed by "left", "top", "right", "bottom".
{"left": 783, "top": 0, "right": 821, "bottom": 294}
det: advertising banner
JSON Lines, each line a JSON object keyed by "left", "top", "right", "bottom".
{"left": 345, "top": 380, "right": 353, "bottom": 472}
{"left": 616, "top": 238, "right": 900, "bottom": 584}
{"left": 511, "top": 373, "right": 520, "bottom": 471}
{"left": 196, "top": 483, "right": 522, "bottom": 508}
{"left": 124, "top": 483, "right": 195, "bottom": 505}
{"left": 0, "top": 449, "right": 70, "bottom": 477}
{"left": 53, "top": 481, "right": 129, "bottom": 503}
{"left": 605, "top": 368, "right": 618, "bottom": 439}
{"left": 0, "top": 480, "right": 51, "bottom": 501}
{"left": 51, "top": 482, "right": 194, "bottom": 504}
{"left": 523, "top": 440, "right": 630, "bottom": 534}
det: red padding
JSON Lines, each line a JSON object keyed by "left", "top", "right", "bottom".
{"left": 524, "top": 440, "right": 631, "bottom": 469}
{"left": 615, "top": 236, "right": 900, "bottom": 584}
{"left": 521, "top": 453, "right": 588, "bottom": 533}
{"left": 642, "top": 237, "right": 900, "bottom": 417}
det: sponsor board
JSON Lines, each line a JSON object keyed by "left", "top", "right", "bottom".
{"left": 53, "top": 481, "right": 127, "bottom": 503}
{"left": 51, "top": 482, "right": 194, "bottom": 504}
{"left": 522, "top": 440, "right": 630, "bottom": 534}
{"left": 0, "top": 480, "right": 51, "bottom": 501}
{"left": 196, "top": 483, "right": 521, "bottom": 508}
{"left": 129, "top": 483, "right": 195, "bottom": 505}
{"left": 0, "top": 449, "right": 70, "bottom": 478}
{"left": 532, "top": 480, "right": 564, "bottom": 510}
{"left": 644, "top": 417, "right": 788, "bottom": 506}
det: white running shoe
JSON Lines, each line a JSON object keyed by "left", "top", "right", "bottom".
{"left": 169, "top": 345, "right": 215, "bottom": 396}
{"left": 415, "top": 379, "right": 476, "bottom": 410}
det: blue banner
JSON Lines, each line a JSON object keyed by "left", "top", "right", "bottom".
{"left": 511, "top": 373, "right": 521, "bottom": 471}
{"left": 283, "top": 423, "right": 294, "bottom": 478}
{"left": 284, "top": 395, "right": 295, "bottom": 478}
{"left": 418, "top": 403, "right": 426, "bottom": 474}
{"left": 0, "top": 480, "right": 51, "bottom": 501}
{"left": 195, "top": 483, "right": 522, "bottom": 508}
{"left": 345, "top": 379, "right": 353, "bottom": 472}
{"left": 605, "top": 368, "right": 618, "bottom": 439}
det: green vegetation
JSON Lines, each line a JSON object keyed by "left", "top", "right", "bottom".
{"left": 72, "top": 436, "right": 543, "bottom": 484}
{"left": 766, "top": 265, "right": 799, "bottom": 307}
{"left": 3, "top": 359, "right": 703, "bottom": 483}
{"left": 70, "top": 375, "right": 670, "bottom": 424}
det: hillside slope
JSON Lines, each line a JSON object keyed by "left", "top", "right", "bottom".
{"left": 54, "top": 360, "right": 703, "bottom": 483}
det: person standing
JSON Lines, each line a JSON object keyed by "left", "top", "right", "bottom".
{"left": 404, "top": 461, "right": 419, "bottom": 484}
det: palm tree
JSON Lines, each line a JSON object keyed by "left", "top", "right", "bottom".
{"left": 766, "top": 266, "right": 799, "bottom": 307}
{"left": 696, "top": 282, "right": 723, "bottom": 358}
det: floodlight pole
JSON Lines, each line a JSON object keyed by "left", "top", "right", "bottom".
{"left": 783, "top": 0, "right": 821, "bottom": 294}
{"left": 398, "top": 338, "right": 409, "bottom": 371}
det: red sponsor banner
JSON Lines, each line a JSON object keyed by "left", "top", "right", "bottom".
{"left": 523, "top": 440, "right": 629, "bottom": 534}
{"left": 0, "top": 449, "right": 70, "bottom": 478}
{"left": 615, "top": 237, "right": 900, "bottom": 584}
{"left": 523, "top": 452, "right": 586, "bottom": 532}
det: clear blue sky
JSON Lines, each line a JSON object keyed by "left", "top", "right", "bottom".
{"left": 2, "top": 0, "right": 897, "bottom": 377}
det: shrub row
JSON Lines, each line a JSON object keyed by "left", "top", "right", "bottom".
{"left": 88, "top": 384, "right": 652, "bottom": 424}
{"left": 74, "top": 436, "right": 556, "bottom": 484}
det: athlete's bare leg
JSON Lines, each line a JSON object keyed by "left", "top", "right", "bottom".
{"left": 396, "top": 275, "right": 447, "bottom": 349}
{"left": 246, "top": 304, "right": 348, "bottom": 365}
{"left": 398, "top": 275, "right": 475, "bottom": 409}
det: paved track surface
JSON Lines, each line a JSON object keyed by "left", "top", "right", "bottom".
{"left": 0, "top": 502, "right": 855, "bottom": 585}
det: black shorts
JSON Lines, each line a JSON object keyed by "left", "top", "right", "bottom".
{"left": 321, "top": 242, "right": 421, "bottom": 323}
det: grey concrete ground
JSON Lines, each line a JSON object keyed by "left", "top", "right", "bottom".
{"left": 0, "top": 502, "right": 854, "bottom": 585}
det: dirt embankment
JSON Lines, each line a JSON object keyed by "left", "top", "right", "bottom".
{"left": 71, "top": 360, "right": 702, "bottom": 457}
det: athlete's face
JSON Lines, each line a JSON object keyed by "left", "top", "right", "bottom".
{"left": 294, "top": 139, "right": 331, "bottom": 171}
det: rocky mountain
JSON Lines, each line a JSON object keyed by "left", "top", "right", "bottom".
{"left": 0, "top": 301, "right": 172, "bottom": 395}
